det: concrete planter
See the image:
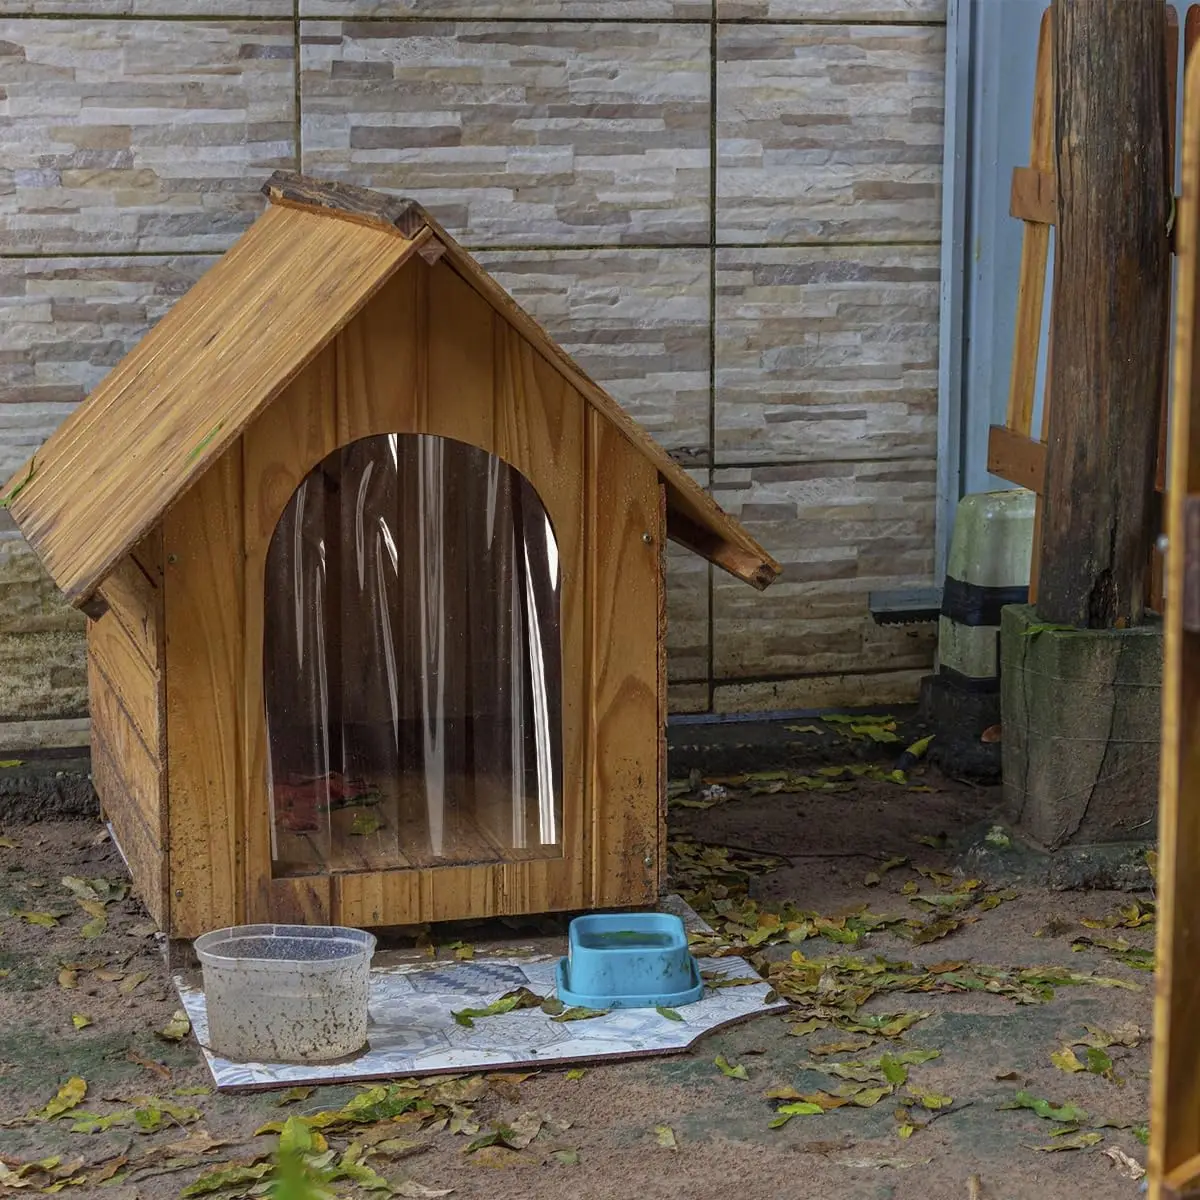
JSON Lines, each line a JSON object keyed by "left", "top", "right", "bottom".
{"left": 1000, "top": 604, "right": 1161, "bottom": 849}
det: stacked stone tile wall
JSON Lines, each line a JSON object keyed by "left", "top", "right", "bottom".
{"left": 0, "top": 0, "right": 945, "bottom": 737}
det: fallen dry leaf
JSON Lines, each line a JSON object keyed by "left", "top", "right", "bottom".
{"left": 30, "top": 1078, "right": 87, "bottom": 1120}
{"left": 1028, "top": 1131, "right": 1103, "bottom": 1152}
{"left": 126, "top": 1049, "right": 170, "bottom": 1080}
{"left": 470, "top": 1146, "right": 528, "bottom": 1169}
{"left": 714, "top": 1054, "right": 749, "bottom": 1080}
{"left": 156, "top": 1011, "right": 191, "bottom": 1042}
{"left": 119, "top": 971, "right": 150, "bottom": 995}
{"left": 654, "top": 1125, "right": 678, "bottom": 1151}
{"left": 1101, "top": 1145, "right": 1145, "bottom": 1180}
{"left": 1051, "top": 1047, "right": 1085, "bottom": 1074}
{"left": 14, "top": 911, "right": 58, "bottom": 928}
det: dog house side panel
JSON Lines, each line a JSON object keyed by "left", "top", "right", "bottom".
{"left": 162, "top": 452, "right": 247, "bottom": 939}
{"left": 586, "top": 409, "right": 663, "bottom": 910}
{"left": 88, "top": 536, "right": 168, "bottom": 925}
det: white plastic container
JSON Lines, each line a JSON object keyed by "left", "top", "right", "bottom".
{"left": 194, "top": 924, "right": 375, "bottom": 1063}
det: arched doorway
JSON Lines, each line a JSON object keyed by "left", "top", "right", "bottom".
{"left": 263, "top": 433, "right": 563, "bottom": 875}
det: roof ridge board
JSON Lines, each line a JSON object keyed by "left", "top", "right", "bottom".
{"left": 261, "top": 170, "right": 429, "bottom": 240}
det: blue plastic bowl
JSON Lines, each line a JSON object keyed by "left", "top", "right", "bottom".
{"left": 555, "top": 912, "right": 703, "bottom": 1009}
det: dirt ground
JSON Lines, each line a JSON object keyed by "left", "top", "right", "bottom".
{"left": 0, "top": 728, "right": 1157, "bottom": 1200}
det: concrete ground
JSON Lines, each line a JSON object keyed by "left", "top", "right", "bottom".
{"left": 0, "top": 718, "right": 1156, "bottom": 1200}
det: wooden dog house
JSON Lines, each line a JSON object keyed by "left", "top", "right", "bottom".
{"left": 1, "top": 173, "right": 779, "bottom": 940}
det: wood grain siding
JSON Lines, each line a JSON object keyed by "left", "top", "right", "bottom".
{"left": 98, "top": 556, "right": 161, "bottom": 672}
{"left": 163, "top": 452, "right": 245, "bottom": 940}
{"left": 91, "top": 725, "right": 166, "bottom": 926}
{"left": 87, "top": 606, "right": 161, "bottom": 756}
{"left": 587, "top": 409, "right": 661, "bottom": 909}
{"left": 87, "top": 586, "right": 167, "bottom": 925}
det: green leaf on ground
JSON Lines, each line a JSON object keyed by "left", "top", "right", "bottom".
{"left": 906, "top": 1087, "right": 953, "bottom": 1110}
{"left": 656, "top": 1007, "right": 684, "bottom": 1021}
{"left": 1000, "top": 1091, "right": 1089, "bottom": 1124}
{"left": 180, "top": 1161, "right": 272, "bottom": 1197}
{"left": 714, "top": 1055, "right": 749, "bottom": 1080}
{"left": 30, "top": 1078, "right": 87, "bottom": 1120}
{"left": 156, "top": 1011, "right": 191, "bottom": 1042}
{"left": 70, "top": 1014, "right": 92, "bottom": 1031}
{"left": 654, "top": 1125, "right": 678, "bottom": 1151}
{"left": 454, "top": 987, "right": 544, "bottom": 1027}
{"left": 566, "top": 1069, "right": 586, "bottom": 1081}
{"left": 550, "top": 1006, "right": 609, "bottom": 1023}
{"left": 15, "top": 910, "right": 59, "bottom": 927}
{"left": 768, "top": 1102, "right": 824, "bottom": 1128}
{"left": 1029, "top": 1131, "right": 1103, "bottom": 1152}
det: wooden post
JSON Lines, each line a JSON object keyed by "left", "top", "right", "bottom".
{"left": 1037, "top": 0, "right": 1171, "bottom": 627}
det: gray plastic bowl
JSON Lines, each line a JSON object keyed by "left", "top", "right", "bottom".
{"left": 194, "top": 924, "right": 376, "bottom": 1064}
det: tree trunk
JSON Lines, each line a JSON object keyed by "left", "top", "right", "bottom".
{"left": 1037, "top": 0, "right": 1170, "bottom": 628}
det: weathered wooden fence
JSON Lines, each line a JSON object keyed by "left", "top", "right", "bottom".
{"left": 985, "top": 6, "right": 1196, "bottom": 613}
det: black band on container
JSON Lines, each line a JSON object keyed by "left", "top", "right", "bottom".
{"left": 940, "top": 576, "right": 1029, "bottom": 627}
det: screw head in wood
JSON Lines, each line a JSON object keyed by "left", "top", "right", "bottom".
{"left": 643, "top": 854, "right": 654, "bottom": 866}
{"left": 642, "top": 532, "right": 653, "bottom": 545}
{"left": 167, "top": 553, "right": 179, "bottom": 564}
{"left": 1157, "top": 533, "right": 1170, "bottom": 554}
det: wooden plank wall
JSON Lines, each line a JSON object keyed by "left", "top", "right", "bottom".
{"left": 88, "top": 528, "right": 167, "bottom": 925}
{"left": 163, "top": 249, "right": 664, "bottom": 933}
{"left": 162, "top": 457, "right": 245, "bottom": 939}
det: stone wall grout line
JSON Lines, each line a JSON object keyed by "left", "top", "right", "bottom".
{"left": 0, "top": 240, "right": 943, "bottom": 259}
{"left": 0, "top": 11, "right": 946, "bottom": 24}
{"left": 706, "top": 8, "right": 718, "bottom": 712}
{"left": 292, "top": 1, "right": 301, "bottom": 174}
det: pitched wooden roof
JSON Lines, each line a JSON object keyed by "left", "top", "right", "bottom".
{"left": 3, "top": 172, "right": 780, "bottom": 606}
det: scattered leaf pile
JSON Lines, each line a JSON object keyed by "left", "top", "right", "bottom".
{"left": 762, "top": 1048, "right": 950, "bottom": 1134}
{"left": 4, "top": 1070, "right": 580, "bottom": 1196}
{"left": 998, "top": 1089, "right": 1141, "bottom": 1154}
{"left": 672, "top": 838, "right": 1017, "bottom": 956}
